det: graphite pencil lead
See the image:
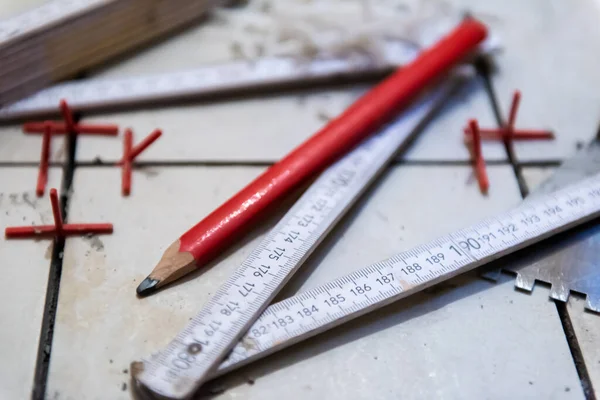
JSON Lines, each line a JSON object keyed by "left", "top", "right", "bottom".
{"left": 136, "top": 278, "right": 159, "bottom": 297}
{"left": 138, "top": 240, "right": 196, "bottom": 296}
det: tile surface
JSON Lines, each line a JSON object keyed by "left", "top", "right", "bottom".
{"left": 47, "top": 165, "right": 583, "bottom": 399}
{"left": 0, "top": 124, "right": 67, "bottom": 163}
{"left": 0, "top": 0, "right": 45, "bottom": 19}
{"left": 0, "top": 168, "right": 62, "bottom": 399}
{"left": 453, "top": 0, "right": 600, "bottom": 161}
{"left": 74, "top": 0, "right": 506, "bottom": 163}
{"left": 75, "top": 77, "right": 506, "bottom": 163}
{"left": 3, "top": 0, "right": 600, "bottom": 398}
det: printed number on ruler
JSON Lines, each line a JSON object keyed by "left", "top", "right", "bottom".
{"left": 216, "top": 175, "right": 600, "bottom": 375}
{"left": 136, "top": 86, "right": 449, "bottom": 398}
{"left": 142, "top": 125, "right": 402, "bottom": 396}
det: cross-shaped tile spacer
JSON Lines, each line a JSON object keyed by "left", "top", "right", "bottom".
{"left": 119, "top": 128, "right": 162, "bottom": 196}
{"left": 5, "top": 188, "right": 113, "bottom": 239}
{"left": 466, "top": 119, "right": 489, "bottom": 194}
{"left": 463, "top": 91, "right": 555, "bottom": 142}
{"left": 22, "top": 99, "right": 118, "bottom": 135}
{"left": 28, "top": 100, "right": 120, "bottom": 196}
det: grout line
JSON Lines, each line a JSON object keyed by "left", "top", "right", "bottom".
{"left": 0, "top": 159, "right": 564, "bottom": 168}
{"left": 31, "top": 111, "right": 80, "bottom": 400}
{"left": 76, "top": 160, "right": 276, "bottom": 168}
{"left": 0, "top": 162, "right": 65, "bottom": 167}
{"left": 73, "top": 159, "right": 514, "bottom": 168}
{"left": 555, "top": 302, "right": 597, "bottom": 399}
{"left": 477, "top": 56, "right": 596, "bottom": 399}
{"left": 517, "top": 160, "right": 562, "bottom": 168}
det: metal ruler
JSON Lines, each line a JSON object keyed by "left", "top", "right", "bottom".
{"left": 133, "top": 74, "right": 468, "bottom": 397}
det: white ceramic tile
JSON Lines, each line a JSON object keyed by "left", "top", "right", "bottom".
{"left": 404, "top": 76, "right": 506, "bottom": 162}
{"left": 75, "top": 78, "right": 505, "bottom": 163}
{"left": 87, "top": 0, "right": 446, "bottom": 78}
{"left": 450, "top": 0, "right": 600, "bottom": 161}
{"left": 0, "top": 167, "right": 62, "bottom": 399}
{"left": 0, "top": 0, "right": 46, "bottom": 19}
{"left": 75, "top": 0, "right": 506, "bottom": 164}
{"left": 523, "top": 166, "right": 600, "bottom": 394}
{"left": 0, "top": 123, "right": 67, "bottom": 163}
{"left": 75, "top": 87, "right": 363, "bottom": 163}
{"left": 521, "top": 167, "right": 557, "bottom": 191}
{"left": 47, "top": 166, "right": 270, "bottom": 399}
{"left": 48, "top": 165, "right": 582, "bottom": 398}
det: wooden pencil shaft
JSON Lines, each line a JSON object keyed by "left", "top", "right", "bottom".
{"left": 150, "top": 19, "right": 488, "bottom": 286}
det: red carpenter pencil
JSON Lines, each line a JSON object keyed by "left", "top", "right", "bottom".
{"left": 136, "top": 18, "right": 488, "bottom": 295}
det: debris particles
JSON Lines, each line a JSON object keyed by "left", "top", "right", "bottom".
{"left": 217, "top": 0, "right": 472, "bottom": 62}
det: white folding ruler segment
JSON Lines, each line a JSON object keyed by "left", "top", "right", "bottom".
{"left": 133, "top": 76, "right": 466, "bottom": 397}
{"left": 139, "top": 162, "right": 600, "bottom": 399}
{"left": 0, "top": 42, "right": 418, "bottom": 121}
{"left": 213, "top": 169, "right": 600, "bottom": 377}
{"left": 0, "top": 30, "right": 500, "bottom": 121}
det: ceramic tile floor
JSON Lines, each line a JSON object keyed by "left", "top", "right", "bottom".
{"left": 2, "top": 1, "right": 600, "bottom": 399}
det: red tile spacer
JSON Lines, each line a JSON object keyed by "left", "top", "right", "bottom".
{"left": 49, "top": 187, "right": 64, "bottom": 236}
{"left": 119, "top": 128, "right": 162, "bottom": 196}
{"left": 464, "top": 90, "right": 555, "bottom": 142}
{"left": 468, "top": 119, "right": 489, "bottom": 194}
{"left": 22, "top": 99, "right": 118, "bottom": 136}
{"left": 122, "top": 129, "right": 133, "bottom": 196}
{"left": 36, "top": 122, "right": 52, "bottom": 197}
{"left": 5, "top": 188, "right": 113, "bottom": 239}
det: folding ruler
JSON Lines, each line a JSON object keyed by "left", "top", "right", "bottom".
{"left": 0, "top": 18, "right": 499, "bottom": 121}
{"left": 129, "top": 78, "right": 600, "bottom": 398}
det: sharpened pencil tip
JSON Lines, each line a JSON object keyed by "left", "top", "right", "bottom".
{"left": 136, "top": 277, "right": 159, "bottom": 296}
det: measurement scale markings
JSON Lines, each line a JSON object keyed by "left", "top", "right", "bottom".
{"left": 135, "top": 83, "right": 458, "bottom": 398}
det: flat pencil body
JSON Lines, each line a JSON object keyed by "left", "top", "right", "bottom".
{"left": 137, "top": 18, "right": 488, "bottom": 295}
